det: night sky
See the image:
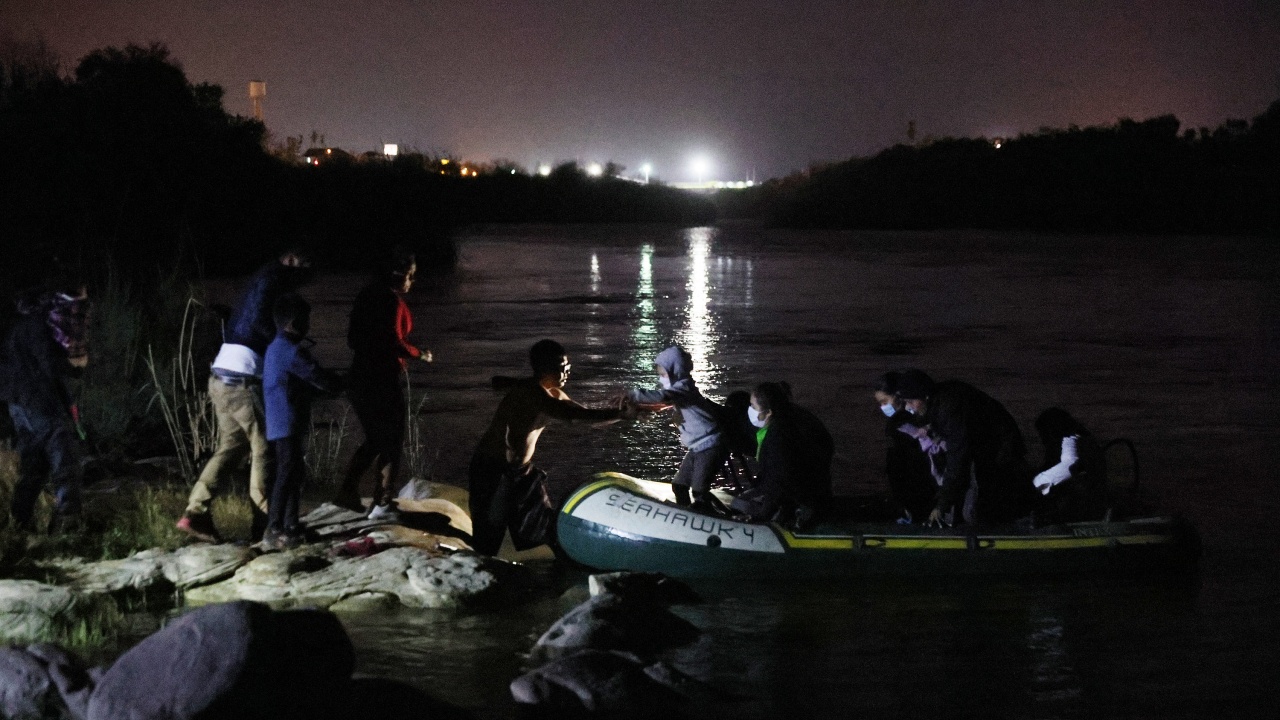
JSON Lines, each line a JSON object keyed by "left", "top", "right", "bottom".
{"left": 5, "top": 0, "right": 1279, "bottom": 180}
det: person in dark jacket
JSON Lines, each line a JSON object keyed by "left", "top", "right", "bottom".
{"left": 0, "top": 280, "right": 90, "bottom": 531}
{"left": 468, "top": 340, "right": 635, "bottom": 555}
{"left": 876, "top": 371, "right": 944, "bottom": 524}
{"left": 896, "top": 369, "right": 1032, "bottom": 526}
{"left": 333, "top": 250, "right": 433, "bottom": 520}
{"left": 1032, "top": 407, "right": 1107, "bottom": 523}
{"left": 261, "top": 294, "right": 342, "bottom": 549}
{"left": 178, "top": 250, "right": 313, "bottom": 543}
{"left": 730, "top": 381, "right": 834, "bottom": 529}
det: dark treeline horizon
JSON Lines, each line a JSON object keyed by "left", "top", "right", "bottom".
{"left": 718, "top": 102, "right": 1280, "bottom": 235}
{"left": 0, "top": 40, "right": 714, "bottom": 294}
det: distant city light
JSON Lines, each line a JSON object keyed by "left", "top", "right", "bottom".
{"left": 440, "top": 158, "right": 450, "bottom": 165}
{"left": 640, "top": 163, "right": 653, "bottom": 183}
{"left": 586, "top": 162, "right": 604, "bottom": 177}
{"left": 383, "top": 143, "right": 398, "bottom": 156}
{"left": 538, "top": 164, "right": 552, "bottom": 176}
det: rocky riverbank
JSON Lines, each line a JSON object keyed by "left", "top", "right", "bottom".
{"left": 1, "top": 491, "right": 538, "bottom": 648}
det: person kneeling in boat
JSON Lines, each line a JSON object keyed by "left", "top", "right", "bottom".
{"left": 875, "top": 371, "right": 945, "bottom": 524}
{"left": 895, "top": 369, "right": 1033, "bottom": 527}
{"left": 1031, "top": 407, "right": 1107, "bottom": 523}
{"left": 626, "top": 345, "right": 730, "bottom": 515}
{"left": 468, "top": 339, "right": 637, "bottom": 556}
{"left": 730, "top": 382, "right": 834, "bottom": 529}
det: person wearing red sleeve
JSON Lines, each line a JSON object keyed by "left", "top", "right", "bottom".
{"left": 334, "top": 250, "right": 433, "bottom": 518}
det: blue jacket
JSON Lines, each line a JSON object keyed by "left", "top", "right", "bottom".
{"left": 227, "top": 263, "right": 313, "bottom": 356}
{"left": 263, "top": 333, "right": 341, "bottom": 441}
{"left": 628, "top": 346, "right": 723, "bottom": 452}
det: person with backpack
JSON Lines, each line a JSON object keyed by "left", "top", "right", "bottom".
{"left": 0, "top": 278, "right": 91, "bottom": 532}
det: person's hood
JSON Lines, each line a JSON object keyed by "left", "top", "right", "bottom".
{"left": 655, "top": 346, "right": 693, "bottom": 384}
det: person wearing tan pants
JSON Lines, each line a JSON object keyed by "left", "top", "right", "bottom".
{"left": 179, "top": 374, "right": 271, "bottom": 541}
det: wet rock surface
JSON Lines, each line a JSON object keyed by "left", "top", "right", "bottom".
{"left": 514, "top": 571, "right": 716, "bottom": 718}
{"left": 185, "top": 545, "right": 533, "bottom": 610}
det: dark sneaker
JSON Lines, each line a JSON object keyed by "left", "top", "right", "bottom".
{"left": 176, "top": 513, "right": 223, "bottom": 544}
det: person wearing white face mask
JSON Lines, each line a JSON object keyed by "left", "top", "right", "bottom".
{"left": 875, "top": 371, "right": 943, "bottom": 524}
{"left": 730, "top": 381, "right": 834, "bottom": 529}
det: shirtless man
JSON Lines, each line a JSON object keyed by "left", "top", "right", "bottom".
{"left": 468, "top": 339, "right": 636, "bottom": 555}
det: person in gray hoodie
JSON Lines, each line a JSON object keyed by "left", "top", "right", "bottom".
{"left": 628, "top": 345, "right": 727, "bottom": 513}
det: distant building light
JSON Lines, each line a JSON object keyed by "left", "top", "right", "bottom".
{"left": 992, "top": 137, "right": 1005, "bottom": 149}
{"left": 586, "top": 163, "right": 603, "bottom": 177}
{"left": 538, "top": 164, "right": 552, "bottom": 176}
{"left": 326, "top": 148, "right": 332, "bottom": 154}
{"left": 384, "top": 143, "right": 398, "bottom": 156}
{"left": 441, "top": 158, "right": 450, "bottom": 165}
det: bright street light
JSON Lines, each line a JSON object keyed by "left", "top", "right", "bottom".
{"left": 586, "top": 162, "right": 603, "bottom": 177}
{"left": 640, "top": 163, "right": 653, "bottom": 183}
{"left": 689, "top": 155, "right": 711, "bottom": 183}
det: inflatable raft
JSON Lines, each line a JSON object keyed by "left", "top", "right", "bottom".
{"left": 557, "top": 473, "right": 1199, "bottom": 578}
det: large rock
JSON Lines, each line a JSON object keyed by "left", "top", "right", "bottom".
{"left": 0, "top": 644, "right": 102, "bottom": 720}
{"left": 587, "top": 572, "right": 701, "bottom": 606}
{"left": 0, "top": 580, "right": 117, "bottom": 646}
{"left": 530, "top": 592, "right": 701, "bottom": 662}
{"left": 0, "top": 647, "right": 55, "bottom": 720}
{"left": 184, "top": 546, "right": 534, "bottom": 610}
{"left": 510, "top": 649, "right": 692, "bottom": 719}
{"left": 87, "top": 601, "right": 354, "bottom": 720}
{"left": 41, "top": 544, "right": 255, "bottom": 598}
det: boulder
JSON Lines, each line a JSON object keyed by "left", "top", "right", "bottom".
{"left": 587, "top": 572, "right": 701, "bottom": 606}
{"left": 0, "top": 644, "right": 102, "bottom": 720}
{"left": 0, "top": 647, "right": 55, "bottom": 720}
{"left": 0, "top": 580, "right": 116, "bottom": 646}
{"left": 510, "top": 649, "right": 690, "bottom": 719}
{"left": 530, "top": 592, "right": 701, "bottom": 662}
{"left": 185, "top": 546, "right": 534, "bottom": 610}
{"left": 87, "top": 601, "right": 354, "bottom": 720}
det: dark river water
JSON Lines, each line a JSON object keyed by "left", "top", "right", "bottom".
{"left": 282, "top": 224, "right": 1279, "bottom": 718}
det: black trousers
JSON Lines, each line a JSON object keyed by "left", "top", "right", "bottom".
{"left": 8, "top": 404, "right": 82, "bottom": 526}
{"left": 268, "top": 435, "right": 307, "bottom": 533}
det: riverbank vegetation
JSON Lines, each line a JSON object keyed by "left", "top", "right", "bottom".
{"left": 718, "top": 101, "right": 1280, "bottom": 235}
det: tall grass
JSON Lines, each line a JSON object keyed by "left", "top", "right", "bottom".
{"left": 402, "top": 369, "right": 438, "bottom": 482}
{"left": 143, "top": 297, "right": 219, "bottom": 480}
{"left": 306, "top": 406, "right": 351, "bottom": 487}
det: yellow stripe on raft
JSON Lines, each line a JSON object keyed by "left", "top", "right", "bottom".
{"left": 779, "top": 528, "right": 855, "bottom": 550}
{"left": 561, "top": 479, "right": 619, "bottom": 514}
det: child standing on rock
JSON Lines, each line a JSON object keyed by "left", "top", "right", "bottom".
{"left": 262, "top": 294, "right": 342, "bottom": 550}
{"left": 627, "top": 345, "right": 729, "bottom": 514}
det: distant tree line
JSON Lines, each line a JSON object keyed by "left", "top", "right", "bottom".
{"left": 0, "top": 40, "right": 714, "bottom": 290}
{"left": 718, "top": 104, "right": 1280, "bottom": 235}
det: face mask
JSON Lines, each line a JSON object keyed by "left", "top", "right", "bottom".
{"left": 748, "top": 407, "right": 768, "bottom": 428}
{"left": 880, "top": 403, "right": 896, "bottom": 417}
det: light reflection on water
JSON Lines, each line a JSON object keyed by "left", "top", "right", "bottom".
{"left": 300, "top": 226, "right": 1279, "bottom": 720}
{"left": 679, "top": 227, "right": 719, "bottom": 392}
